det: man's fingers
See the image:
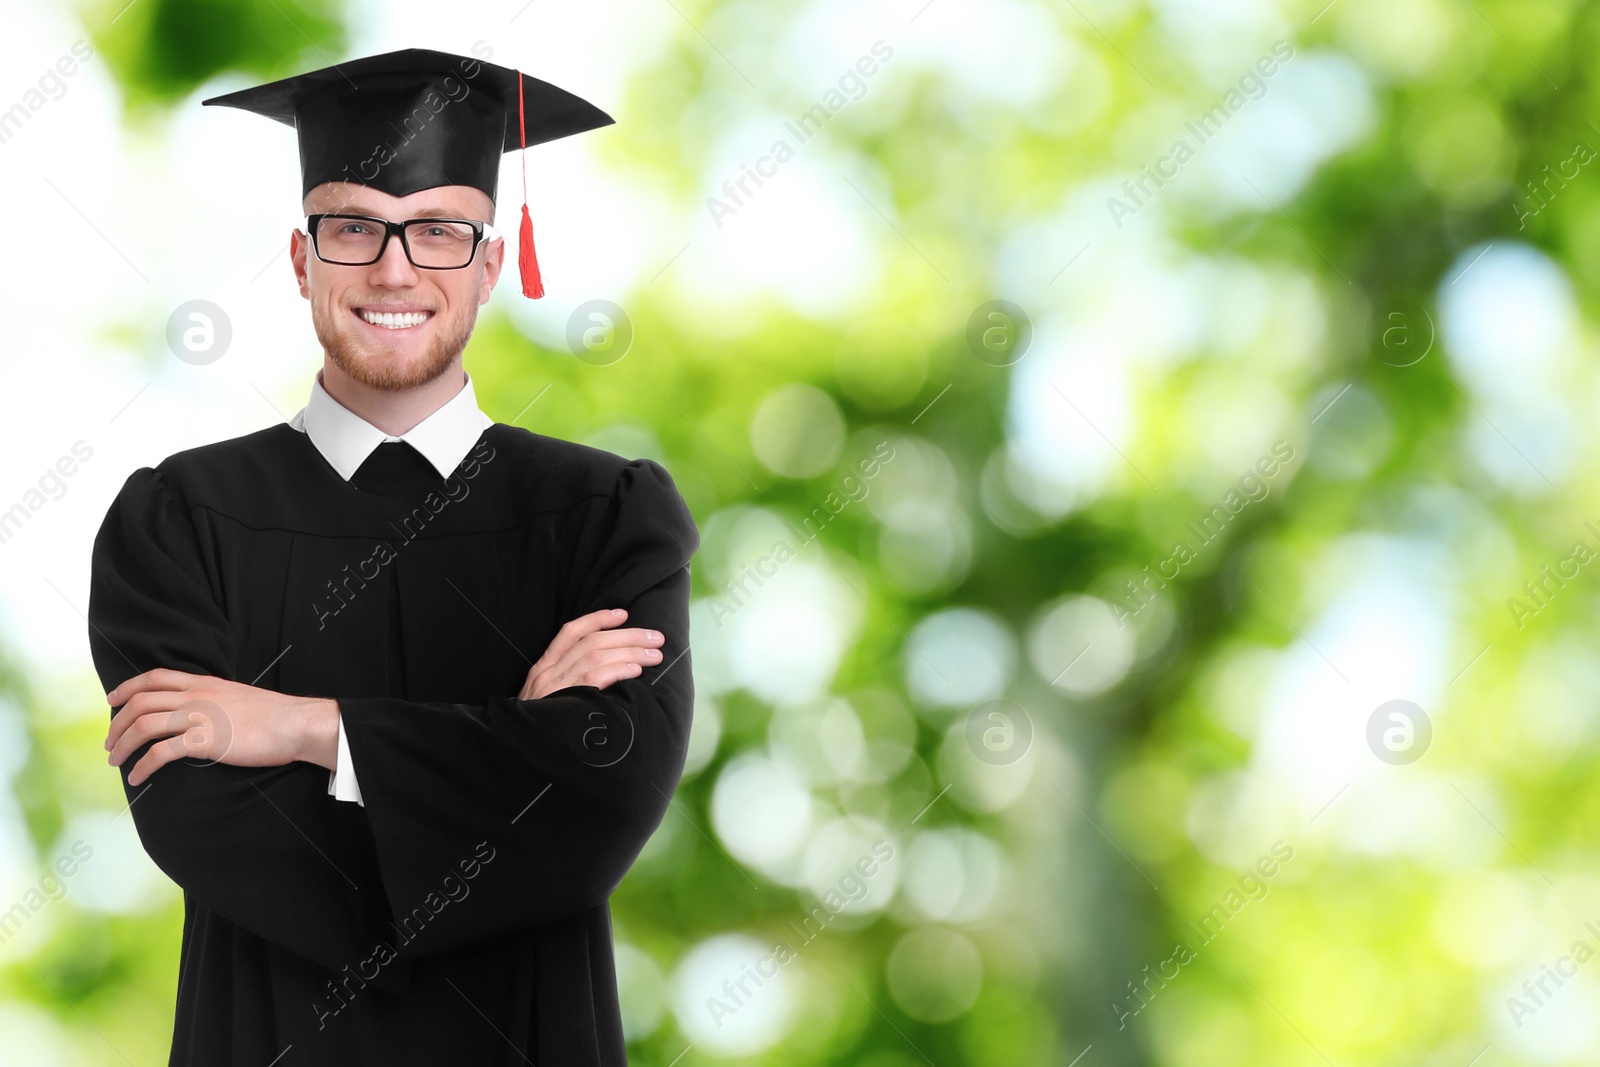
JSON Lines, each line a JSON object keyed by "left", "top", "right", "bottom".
{"left": 106, "top": 669, "right": 161, "bottom": 708}
{"left": 534, "top": 607, "right": 614, "bottom": 668}
{"left": 109, "top": 701, "right": 224, "bottom": 767}
{"left": 526, "top": 644, "right": 661, "bottom": 699}
{"left": 127, "top": 733, "right": 193, "bottom": 787}
{"left": 535, "top": 609, "right": 626, "bottom": 668}
{"left": 106, "top": 667, "right": 205, "bottom": 709}
{"left": 519, "top": 610, "right": 671, "bottom": 701}
{"left": 527, "top": 661, "right": 643, "bottom": 700}
{"left": 105, "top": 669, "right": 209, "bottom": 753}
{"left": 106, "top": 689, "right": 192, "bottom": 753}
{"left": 569, "top": 627, "right": 663, "bottom": 655}
{"left": 563, "top": 644, "right": 661, "bottom": 685}
{"left": 108, "top": 704, "right": 183, "bottom": 767}
{"left": 524, "top": 614, "right": 652, "bottom": 682}
{"left": 578, "top": 661, "right": 646, "bottom": 691}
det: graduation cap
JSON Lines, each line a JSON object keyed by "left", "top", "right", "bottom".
{"left": 202, "top": 48, "right": 613, "bottom": 298}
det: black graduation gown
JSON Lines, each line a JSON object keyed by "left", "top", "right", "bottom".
{"left": 86, "top": 421, "right": 699, "bottom": 1066}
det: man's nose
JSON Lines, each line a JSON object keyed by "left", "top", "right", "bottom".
{"left": 368, "top": 231, "right": 421, "bottom": 287}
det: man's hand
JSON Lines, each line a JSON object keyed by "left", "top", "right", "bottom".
{"left": 520, "top": 608, "right": 665, "bottom": 699}
{"left": 104, "top": 669, "right": 339, "bottom": 786}
{"left": 103, "top": 609, "right": 663, "bottom": 783}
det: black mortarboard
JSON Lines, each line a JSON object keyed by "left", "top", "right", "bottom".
{"left": 202, "top": 48, "right": 614, "bottom": 298}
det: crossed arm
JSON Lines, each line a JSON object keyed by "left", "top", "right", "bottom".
{"left": 103, "top": 608, "right": 664, "bottom": 785}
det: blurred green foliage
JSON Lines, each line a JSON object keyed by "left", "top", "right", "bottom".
{"left": 12, "top": 0, "right": 1600, "bottom": 1065}
{"left": 82, "top": 0, "right": 347, "bottom": 112}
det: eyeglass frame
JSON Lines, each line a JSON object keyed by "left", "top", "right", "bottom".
{"left": 303, "top": 212, "right": 501, "bottom": 270}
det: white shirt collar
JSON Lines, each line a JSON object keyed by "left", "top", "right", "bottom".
{"left": 289, "top": 369, "right": 493, "bottom": 482}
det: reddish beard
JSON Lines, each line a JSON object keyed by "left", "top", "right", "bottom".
{"left": 312, "top": 298, "right": 479, "bottom": 391}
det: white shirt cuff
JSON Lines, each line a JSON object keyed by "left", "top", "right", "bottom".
{"left": 326, "top": 709, "right": 365, "bottom": 807}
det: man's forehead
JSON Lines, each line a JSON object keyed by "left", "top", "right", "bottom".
{"left": 305, "top": 182, "right": 493, "bottom": 218}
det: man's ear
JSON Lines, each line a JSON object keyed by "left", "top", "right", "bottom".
{"left": 290, "top": 229, "right": 311, "bottom": 300}
{"left": 478, "top": 233, "right": 505, "bottom": 306}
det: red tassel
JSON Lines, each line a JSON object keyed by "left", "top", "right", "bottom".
{"left": 515, "top": 69, "right": 543, "bottom": 299}
{"left": 518, "top": 203, "right": 543, "bottom": 299}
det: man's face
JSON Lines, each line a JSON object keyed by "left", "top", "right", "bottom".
{"left": 291, "top": 182, "right": 504, "bottom": 391}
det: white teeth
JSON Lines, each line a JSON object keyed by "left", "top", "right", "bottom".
{"left": 358, "top": 309, "right": 430, "bottom": 329}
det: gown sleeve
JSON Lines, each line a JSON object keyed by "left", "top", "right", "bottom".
{"left": 334, "top": 457, "right": 700, "bottom": 958}
{"left": 87, "top": 466, "right": 408, "bottom": 991}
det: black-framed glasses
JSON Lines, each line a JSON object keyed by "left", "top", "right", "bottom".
{"left": 305, "top": 213, "right": 499, "bottom": 270}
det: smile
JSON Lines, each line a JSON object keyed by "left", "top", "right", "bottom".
{"left": 355, "top": 308, "right": 433, "bottom": 329}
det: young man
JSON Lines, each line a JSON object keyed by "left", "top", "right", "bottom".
{"left": 87, "top": 48, "right": 697, "bottom": 1066}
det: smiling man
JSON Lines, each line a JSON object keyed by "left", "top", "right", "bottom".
{"left": 86, "top": 48, "right": 698, "bottom": 1067}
